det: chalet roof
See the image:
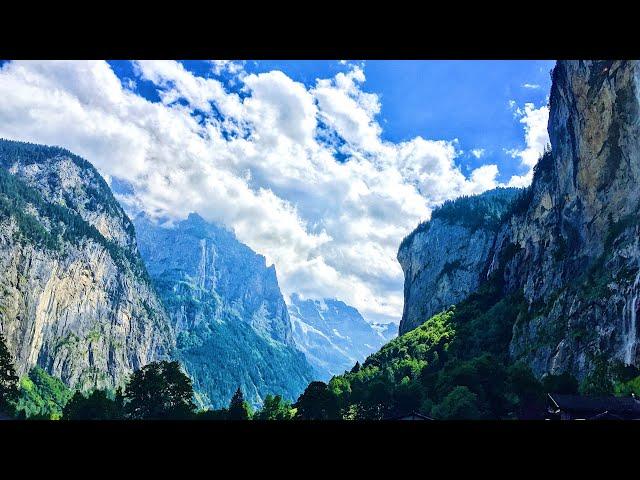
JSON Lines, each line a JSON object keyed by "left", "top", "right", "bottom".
{"left": 391, "top": 411, "right": 434, "bottom": 420}
{"left": 548, "top": 393, "right": 640, "bottom": 415}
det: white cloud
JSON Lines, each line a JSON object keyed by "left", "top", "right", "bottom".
{"left": 505, "top": 101, "right": 550, "bottom": 187}
{"left": 522, "top": 83, "right": 541, "bottom": 89}
{"left": 211, "top": 60, "right": 245, "bottom": 76}
{"left": 0, "top": 60, "right": 517, "bottom": 324}
{"left": 471, "top": 148, "right": 485, "bottom": 159}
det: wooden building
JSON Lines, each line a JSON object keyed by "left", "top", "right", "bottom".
{"left": 390, "top": 411, "right": 433, "bottom": 420}
{"left": 546, "top": 393, "right": 640, "bottom": 420}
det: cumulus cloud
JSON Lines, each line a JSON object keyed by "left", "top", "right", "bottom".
{"left": 505, "top": 101, "right": 550, "bottom": 187}
{"left": 0, "top": 60, "right": 523, "bottom": 323}
{"left": 471, "top": 148, "right": 485, "bottom": 159}
{"left": 211, "top": 60, "right": 245, "bottom": 76}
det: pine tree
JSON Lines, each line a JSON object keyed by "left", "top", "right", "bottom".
{"left": 0, "top": 332, "right": 19, "bottom": 416}
{"left": 228, "top": 387, "right": 251, "bottom": 420}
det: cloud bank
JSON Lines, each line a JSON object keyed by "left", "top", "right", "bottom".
{"left": 0, "top": 60, "right": 547, "bottom": 323}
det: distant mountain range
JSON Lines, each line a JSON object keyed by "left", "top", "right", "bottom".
{"left": 0, "top": 138, "right": 393, "bottom": 410}
{"left": 289, "top": 293, "right": 395, "bottom": 380}
{"left": 134, "top": 212, "right": 316, "bottom": 408}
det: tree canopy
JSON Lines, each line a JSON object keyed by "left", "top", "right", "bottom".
{"left": 227, "top": 387, "right": 252, "bottom": 420}
{"left": 63, "top": 389, "right": 124, "bottom": 420}
{"left": 124, "top": 361, "right": 196, "bottom": 420}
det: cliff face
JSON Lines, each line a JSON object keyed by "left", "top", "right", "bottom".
{"left": 289, "top": 293, "right": 395, "bottom": 380}
{"left": 0, "top": 140, "right": 174, "bottom": 391}
{"left": 134, "top": 213, "right": 315, "bottom": 408}
{"left": 489, "top": 60, "right": 640, "bottom": 378}
{"left": 397, "top": 188, "right": 521, "bottom": 335}
{"left": 399, "top": 60, "right": 640, "bottom": 380}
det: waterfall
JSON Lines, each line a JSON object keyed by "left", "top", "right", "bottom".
{"left": 623, "top": 227, "right": 640, "bottom": 365}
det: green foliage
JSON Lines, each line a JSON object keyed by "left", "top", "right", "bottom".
{"left": 312, "top": 269, "right": 545, "bottom": 419}
{"left": 227, "top": 387, "right": 252, "bottom": 420}
{"left": 579, "top": 358, "right": 614, "bottom": 396}
{"left": 15, "top": 367, "right": 73, "bottom": 419}
{"left": 0, "top": 333, "right": 19, "bottom": 415}
{"left": 531, "top": 146, "right": 554, "bottom": 182}
{"left": 253, "top": 394, "right": 296, "bottom": 420}
{"left": 399, "top": 187, "right": 521, "bottom": 251}
{"left": 0, "top": 138, "right": 130, "bottom": 225}
{"left": 154, "top": 274, "right": 313, "bottom": 410}
{"left": 507, "top": 187, "right": 534, "bottom": 218}
{"left": 431, "top": 187, "right": 522, "bottom": 232}
{"left": 62, "top": 389, "right": 124, "bottom": 420}
{"left": 506, "top": 362, "right": 545, "bottom": 417}
{"left": 124, "top": 361, "right": 196, "bottom": 419}
{"left": 431, "top": 386, "right": 481, "bottom": 420}
{"left": 0, "top": 160, "right": 148, "bottom": 279}
{"left": 294, "top": 381, "right": 339, "bottom": 420}
{"left": 614, "top": 376, "right": 640, "bottom": 397}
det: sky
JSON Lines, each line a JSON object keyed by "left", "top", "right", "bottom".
{"left": 0, "top": 60, "right": 554, "bottom": 324}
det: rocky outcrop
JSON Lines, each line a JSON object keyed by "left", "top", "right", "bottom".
{"left": 134, "top": 213, "right": 315, "bottom": 408}
{"left": 397, "top": 188, "right": 521, "bottom": 335}
{"left": 488, "top": 60, "right": 640, "bottom": 379}
{"left": 289, "top": 293, "right": 395, "bottom": 380}
{"left": 0, "top": 140, "right": 174, "bottom": 391}
{"left": 399, "top": 60, "right": 640, "bottom": 381}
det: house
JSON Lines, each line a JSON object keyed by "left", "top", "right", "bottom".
{"left": 390, "top": 411, "right": 433, "bottom": 421}
{"left": 546, "top": 393, "right": 640, "bottom": 420}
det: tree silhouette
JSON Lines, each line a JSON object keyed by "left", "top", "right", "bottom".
{"left": 227, "top": 387, "right": 251, "bottom": 420}
{"left": 63, "top": 389, "right": 124, "bottom": 420}
{"left": 294, "top": 381, "right": 339, "bottom": 420}
{"left": 124, "top": 361, "right": 196, "bottom": 419}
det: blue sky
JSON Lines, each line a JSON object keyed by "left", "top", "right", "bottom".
{"left": 109, "top": 59, "right": 554, "bottom": 182}
{"left": 0, "top": 60, "right": 555, "bottom": 323}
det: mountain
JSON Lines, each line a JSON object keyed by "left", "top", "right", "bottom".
{"left": 401, "top": 60, "right": 640, "bottom": 380}
{"left": 371, "top": 322, "right": 397, "bottom": 343}
{"left": 0, "top": 139, "right": 174, "bottom": 391}
{"left": 397, "top": 187, "right": 522, "bottom": 335}
{"left": 318, "top": 60, "right": 640, "bottom": 419}
{"left": 134, "top": 213, "right": 315, "bottom": 408}
{"left": 288, "top": 293, "right": 395, "bottom": 380}
{"left": 488, "top": 60, "right": 640, "bottom": 379}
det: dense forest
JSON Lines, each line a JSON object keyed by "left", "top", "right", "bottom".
{"left": 0, "top": 331, "right": 290, "bottom": 420}
{"left": 399, "top": 187, "right": 522, "bottom": 252}
{"left": 4, "top": 286, "right": 640, "bottom": 421}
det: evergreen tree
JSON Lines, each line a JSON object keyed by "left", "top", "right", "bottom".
{"left": 124, "top": 361, "right": 196, "bottom": 419}
{"left": 253, "top": 394, "right": 295, "bottom": 420}
{"left": 431, "top": 386, "right": 482, "bottom": 420}
{"left": 0, "top": 333, "right": 19, "bottom": 416}
{"left": 227, "top": 387, "right": 251, "bottom": 420}
{"left": 63, "top": 389, "right": 124, "bottom": 420}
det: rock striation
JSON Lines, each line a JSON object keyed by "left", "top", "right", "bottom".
{"left": 134, "top": 213, "right": 315, "bottom": 408}
{"left": 0, "top": 139, "right": 174, "bottom": 391}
